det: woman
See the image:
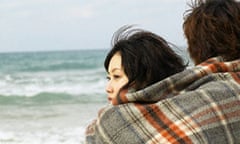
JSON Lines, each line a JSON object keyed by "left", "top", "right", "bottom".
{"left": 85, "top": 25, "right": 187, "bottom": 143}
{"left": 104, "top": 26, "right": 186, "bottom": 105}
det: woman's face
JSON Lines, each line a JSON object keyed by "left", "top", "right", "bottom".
{"left": 106, "top": 52, "right": 129, "bottom": 105}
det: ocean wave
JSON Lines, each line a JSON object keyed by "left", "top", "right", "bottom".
{"left": 0, "top": 92, "right": 106, "bottom": 106}
{"left": 0, "top": 69, "right": 106, "bottom": 96}
{"left": 0, "top": 50, "right": 109, "bottom": 106}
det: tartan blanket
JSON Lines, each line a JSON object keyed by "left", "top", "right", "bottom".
{"left": 85, "top": 57, "right": 240, "bottom": 144}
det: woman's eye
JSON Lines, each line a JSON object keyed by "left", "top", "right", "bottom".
{"left": 106, "top": 74, "right": 122, "bottom": 81}
{"left": 113, "top": 75, "right": 121, "bottom": 79}
{"left": 106, "top": 76, "right": 110, "bottom": 81}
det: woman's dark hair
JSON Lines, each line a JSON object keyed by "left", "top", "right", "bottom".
{"left": 104, "top": 25, "right": 186, "bottom": 91}
{"left": 183, "top": 0, "right": 240, "bottom": 65}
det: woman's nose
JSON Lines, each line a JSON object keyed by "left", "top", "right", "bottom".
{"left": 105, "top": 81, "right": 113, "bottom": 93}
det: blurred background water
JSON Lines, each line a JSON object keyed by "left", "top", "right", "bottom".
{"left": 0, "top": 49, "right": 108, "bottom": 144}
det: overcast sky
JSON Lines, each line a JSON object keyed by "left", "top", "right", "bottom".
{"left": 0, "top": 0, "right": 189, "bottom": 52}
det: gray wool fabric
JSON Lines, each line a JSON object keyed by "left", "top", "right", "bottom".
{"left": 85, "top": 57, "right": 240, "bottom": 144}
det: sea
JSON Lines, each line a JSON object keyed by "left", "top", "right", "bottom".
{"left": 0, "top": 48, "right": 190, "bottom": 144}
{"left": 0, "top": 49, "right": 108, "bottom": 144}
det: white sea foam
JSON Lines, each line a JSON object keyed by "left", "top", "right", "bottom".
{"left": 0, "top": 69, "right": 106, "bottom": 97}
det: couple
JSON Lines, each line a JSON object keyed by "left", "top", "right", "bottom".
{"left": 85, "top": 0, "right": 240, "bottom": 143}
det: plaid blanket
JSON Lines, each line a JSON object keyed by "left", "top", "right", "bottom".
{"left": 85, "top": 57, "right": 240, "bottom": 144}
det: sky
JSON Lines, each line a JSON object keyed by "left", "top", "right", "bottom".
{"left": 0, "top": 0, "right": 189, "bottom": 52}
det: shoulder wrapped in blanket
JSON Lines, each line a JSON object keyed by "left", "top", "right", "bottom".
{"left": 85, "top": 57, "right": 240, "bottom": 144}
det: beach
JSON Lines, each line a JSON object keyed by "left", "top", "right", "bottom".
{"left": 0, "top": 103, "right": 105, "bottom": 144}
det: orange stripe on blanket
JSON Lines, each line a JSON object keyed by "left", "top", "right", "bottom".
{"left": 199, "top": 109, "right": 240, "bottom": 126}
{"left": 192, "top": 100, "right": 240, "bottom": 126}
{"left": 199, "top": 58, "right": 218, "bottom": 66}
{"left": 218, "top": 63, "right": 229, "bottom": 72}
{"left": 113, "top": 89, "right": 129, "bottom": 105}
{"left": 208, "top": 63, "right": 228, "bottom": 73}
{"left": 230, "top": 72, "right": 240, "bottom": 84}
{"left": 135, "top": 104, "right": 192, "bottom": 144}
